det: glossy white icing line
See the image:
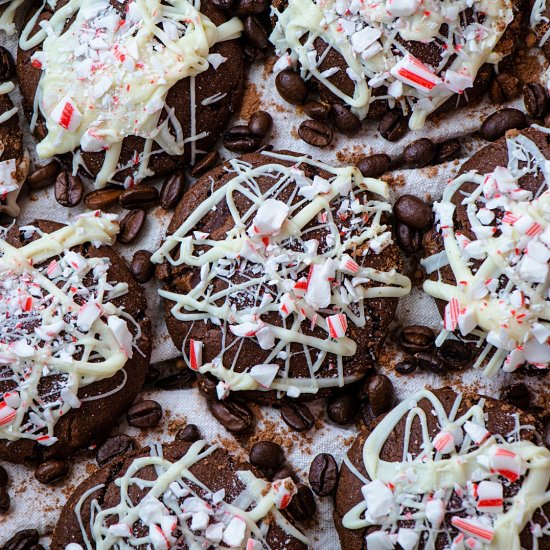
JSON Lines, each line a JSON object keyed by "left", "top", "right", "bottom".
{"left": 0, "top": 0, "right": 24, "bottom": 35}
{"left": 0, "top": 212, "right": 138, "bottom": 446}
{"left": 19, "top": 0, "right": 243, "bottom": 188}
{"left": 342, "top": 389, "right": 550, "bottom": 550}
{"left": 0, "top": 80, "right": 29, "bottom": 218}
{"left": 74, "top": 440, "right": 308, "bottom": 549}
{"left": 270, "top": 0, "right": 513, "bottom": 129}
{"left": 152, "top": 152, "right": 411, "bottom": 399}
{"left": 422, "top": 133, "right": 550, "bottom": 376}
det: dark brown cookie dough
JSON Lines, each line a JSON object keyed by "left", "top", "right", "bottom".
{"left": 16, "top": 0, "right": 244, "bottom": 184}
{"left": 334, "top": 387, "right": 550, "bottom": 549}
{"left": 51, "top": 438, "right": 308, "bottom": 549}
{"left": 0, "top": 219, "right": 151, "bottom": 463}
{"left": 155, "top": 151, "right": 407, "bottom": 404}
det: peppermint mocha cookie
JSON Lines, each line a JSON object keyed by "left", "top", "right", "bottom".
{"left": 153, "top": 151, "right": 411, "bottom": 403}
{"left": 0, "top": 213, "right": 151, "bottom": 463}
{"left": 422, "top": 128, "right": 549, "bottom": 376}
{"left": 0, "top": 81, "right": 29, "bottom": 218}
{"left": 334, "top": 387, "right": 550, "bottom": 549}
{"left": 270, "top": 0, "right": 523, "bottom": 130}
{"left": 17, "top": 0, "right": 244, "bottom": 188}
{"left": 52, "top": 438, "right": 308, "bottom": 549}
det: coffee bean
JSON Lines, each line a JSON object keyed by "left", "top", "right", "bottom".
{"left": 127, "top": 400, "right": 163, "bottom": 428}
{"left": 198, "top": 374, "right": 218, "bottom": 400}
{"left": 190, "top": 151, "right": 220, "bottom": 179}
{"left": 298, "top": 119, "right": 333, "bottom": 148}
{"left": 160, "top": 171, "right": 186, "bottom": 210}
{"left": 27, "top": 160, "right": 61, "bottom": 190}
{"left": 84, "top": 187, "right": 123, "bottom": 210}
{"left": 155, "top": 370, "right": 195, "bottom": 390}
{"left": 211, "top": 0, "right": 234, "bottom": 9}
{"left": 96, "top": 434, "right": 136, "bottom": 466}
{"left": 34, "top": 459, "right": 69, "bottom": 485}
{"left": 223, "top": 125, "right": 261, "bottom": 153}
{"left": 309, "top": 453, "right": 338, "bottom": 496}
{"left": 367, "top": 374, "right": 394, "bottom": 416}
{"left": 248, "top": 110, "right": 272, "bottom": 137}
{"left": 395, "top": 222, "right": 421, "bottom": 254}
{"left": 210, "top": 400, "right": 253, "bottom": 432}
{"left": 437, "top": 339, "right": 471, "bottom": 370}
{"left": 243, "top": 15, "right": 268, "bottom": 49}
{"left": 276, "top": 70, "right": 308, "bottom": 105}
{"left": 0, "top": 465, "right": 8, "bottom": 488}
{"left": 281, "top": 402, "right": 314, "bottom": 432}
{"left": 395, "top": 360, "right": 418, "bottom": 374}
{"left": 379, "top": 110, "right": 408, "bottom": 141}
{"left": 145, "top": 365, "right": 160, "bottom": 385}
{"left": 175, "top": 424, "right": 201, "bottom": 442}
{"left": 233, "top": 0, "right": 269, "bottom": 15}
{"left": 0, "top": 488, "right": 9, "bottom": 512}
{"left": 415, "top": 351, "right": 446, "bottom": 374}
{"left": 303, "top": 100, "right": 331, "bottom": 121}
{"left": 249, "top": 441, "right": 285, "bottom": 471}
{"left": 119, "top": 185, "right": 158, "bottom": 209}
{"left": 402, "top": 138, "right": 436, "bottom": 168}
{"left": 54, "top": 171, "right": 84, "bottom": 207}
{"left": 287, "top": 484, "right": 316, "bottom": 522}
{"left": 119, "top": 209, "right": 146, "bottom": 244}
{"left": 394, "top": 194, "right": 432, "bottom": 230}
{"left": 357, "top": 154, "right": 391, "bottom": 178}
{"left": 479, "top": 108, "right": 527, "bottom": 142}
{"left": 272, "top": 464, "right": 296, "bottom": 482}
{"left": 327, "top": 392, "right": 358, "bottom": 425}
{"left": 331, "top": 103, "right": 361, "bottom": 135}
{"left": 1, "top": 529, "right": 39, "bottom": 550}
{"left": 523, "top": 83, "right": 550, "bottom": 118}
{"left": 0, "top": 47, "right": 14, "bottom": 82}
{"left": 501, "top": 383, "right": 530, "bottom": 410}
{"left": 490, "top": 73, "right": 520, "bottom": 103}
{"left": 400, "top": 325, "right": 435, "bottom": 353}
{"left": 130, "top": 250, "right": 154, "bottom": 284}
{"left": 435, "top": 139, "right": 461, "bottom": 164}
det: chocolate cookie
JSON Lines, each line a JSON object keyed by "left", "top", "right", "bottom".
{"left": 153, "top": 150, "right": 410, "bottom": 403}
{"left": 422, "top": 128, "right": 549, "bottom": 376}
{"left": 334, "top": 387, "right": 550, "bottom": 549}
{"left": 16, "top": 0, "right": 244, "bottom": 188}
{"left": 270, "top": 0, "right": 525, "bottom": 130}
{"left": 0, "top": 213, "right": 151, "bottom": 463}
{"left": 0, "top": 82, "right": 29, "bottom": 218}
{"left": 51, "top": 438, "right": 308, "bottom": 549}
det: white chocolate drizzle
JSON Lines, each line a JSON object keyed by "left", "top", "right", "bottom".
{"left": 422, "top": 133, "right": 550, "bottom": 376}
{"left": 19, "top": 0, "right": 243, "bottom": 188}
{"left": 73, "top": 440, "right": 308, "bottom": 549}
{"left": 270, "top": 0, "right": 513, "bottom": 129}
{"left": 0, "top": 212, "right": 139, "bottom": 446}
{"left": 0, "top": 80, "right": 29, "bottom": 217}
{"left": 342, "top": 389, "right": 550, "bottom": 550}
{"left": 0, "top": 0, "right": 24, "bottom": 35}
{"left": 152, "top": 151, "right": 411, "bottom": 399}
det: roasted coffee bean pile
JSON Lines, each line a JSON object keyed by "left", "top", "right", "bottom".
{"left": 395, "top": 325, "right": 473, "bottom": 375}
{"left": 223, "top": 110, "right": 273, "bottom": 153}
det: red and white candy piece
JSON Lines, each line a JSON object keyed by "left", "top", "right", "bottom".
{"left": 272, "top": 478, "right": 297, "bottom": 509}
{"left": 222, "top": 516, "right": 247, "bottom": 547}
{"left": 425, "top": 498, "right": 445, "bottom": 528}
{"left": 476, "top": 480, "right": 503, "bottom": 513}
{"left": 279, "top": 293, "right": 296, "bottom": 319}
{"left": 390, "top": 54, "right": 443, "bottom": 93}
{"left": 433, "top": 430, "right": 455, "bottom": 454}
{"left": 50, "top": 95, "right": 83, "bottom": 133}
{"left": 489, "top": 446, "right": 524, "bottom": 482}
{"left": 326, "top": 313, "right": 348, "bottom": 339}
{"left": 463, "top": 421, "right": 491, "bottom": 445}
{"left": 246, "top": 539, "right": 262, "bottom": 550}
{"left": 250, "top": 199, "right": 289, "bottom": 236}
{"left": 189, "top": 340, "right": 203, "bottom": 371}
{"left": 0, "top": 399, "right": 16, "bottom": 427}
{"left": 77, "top": 300, "right": 102, "bottom": 332}
{"left": 444, "top": 298, "right": 460, "bottom": 331}
{"left": 451, "top": 516, "right": 494, "bottom": 543}
{"left": 339, "top": 254, "right": 359, "bottom": 274}
{"left": 149, "top": 524, "right": 170, "bottom": 550}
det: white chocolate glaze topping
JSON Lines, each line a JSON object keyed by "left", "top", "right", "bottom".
{"left": 0, "top": 212, "right": 139, "bottom": 446}
{"left": 422, "top": 132, "right": 550, "bottom": 376}
{"left": 342, "top": 390, "right": 550, "bottom": 550}
{"left": 152, "top": 151, "right": 411, "bottom": 399}
{"left": 270, "top": 0, "right": 513, "bottom": 129}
